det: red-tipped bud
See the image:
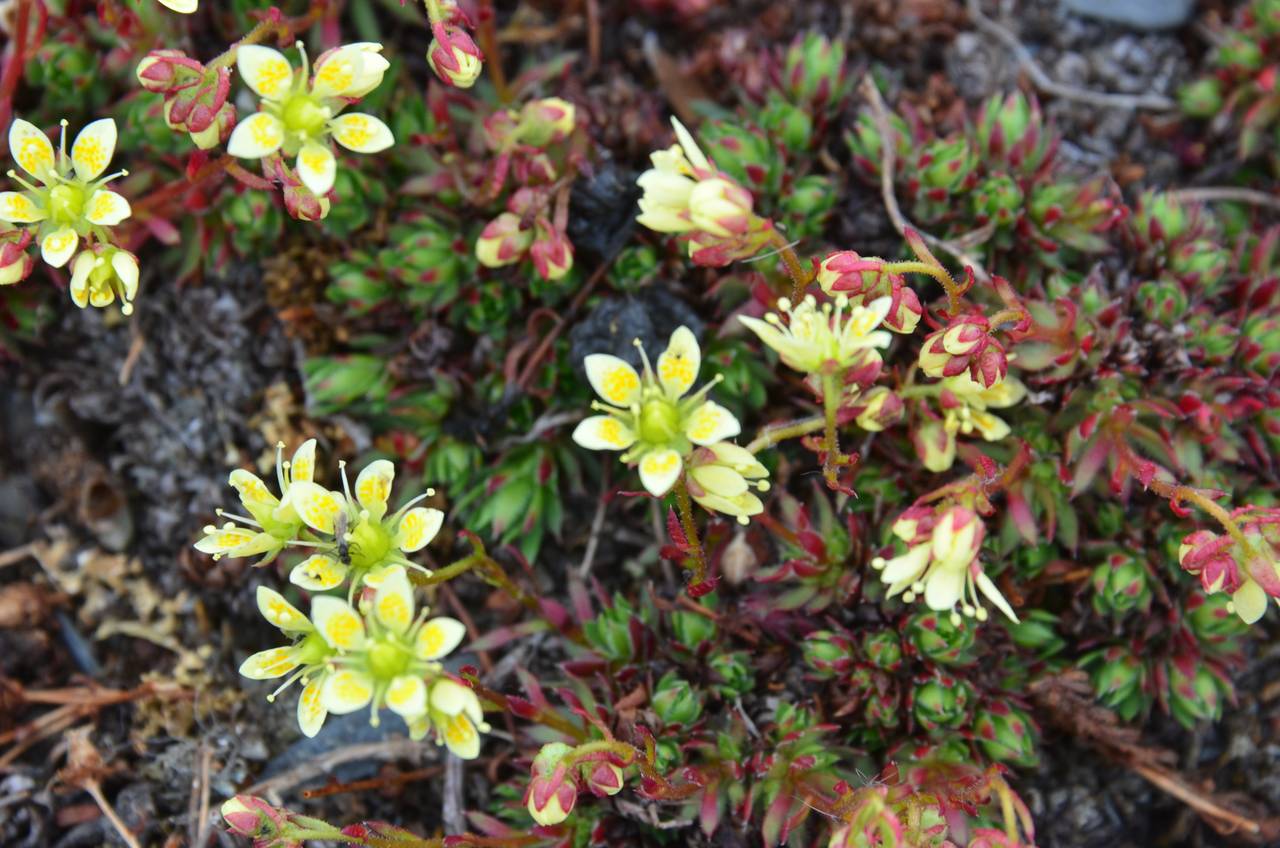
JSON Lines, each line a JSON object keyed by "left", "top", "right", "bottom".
{"left": 428, "top": 24, "right": 484, "bottom": 88}
{"left": 530, "top": 219, "right": 574, "bottom": 280}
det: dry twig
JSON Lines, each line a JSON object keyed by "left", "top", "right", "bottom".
{"left": 1165, "top": 187, "right": 1280, "bottom": 212}
{"left": 966, "top": 0, "right": 1177, "bottom": 112}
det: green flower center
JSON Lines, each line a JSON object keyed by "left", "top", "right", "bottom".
{"left": 281, "top": 94, "right": 329, "bottom": 138}
{"left": 368, "top": 640, "right": 411, "bottom": 679}
{"left": 349, "top": 518, "right": 392, "bottom": 570}
{"left": 49, "top": 183, "right": 85, "bottom": 224}
{"left": 294, "top": 632, "right": 333, "bottom": 666}
{"left": 638, "top": 399, "right": 681, "bottom": 444}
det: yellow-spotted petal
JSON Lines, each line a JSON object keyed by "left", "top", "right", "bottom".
{"left": 286, "top": 480, "right": 343, "bottom": 533}
{"left": 572, "top": 415, "right": 637, "bottom": 451}
{"left": 329, "top": 113, "right": 394, "bottom": 153}
{"left": 295, "top": 142, "right": 336, "bottom": 197}
{"left": 227, "top": 112, "right": 285, "bottom": 159}
{"left": 40, "top": 228, "right": 78, "bottom": 268}
{"left": 9, "top": 119, "right": 55, "bottom": 180}
{"left": 1232, "top": 579, "right": 1268, "bottom": 624}
{"left": 0, "top": 191, "right": 45, "bottom": 223}
{"left": 430, "top": 678, "right": 482, "bottom": 720}
{"left": 237, "top": 45, "right": 294, "bottom": 101}
{"left": 157, "top": 0, "right": 198, "bottom": 11}
{"left": 321, "top": 669, "right": 375, "bottom": 714}
{"left": 230, "top": 469, "right": 278, "bottom": 507}
{"left": 297, "top": 677, "right": 328, "bottom": 738}
{"left": 657, "top": 326, "right": 701, "bottom": 398}
{"left": 70, "top": 119, "right": 116, "bottom": 182}
{"left": 84, "top": 189, "right": 131, "bottom": 226}
{"left": 256, "top": 586, "right": 313, "bottom": 633}
{"left": 290, "top": 554, "right": 348, "bottom": 592}
{"left": 415, "top": 616, "right": 466, "bottom": 660}
{"left": 639, "top": 449, "right": 682, "bottom": 497}
{"left": 194, "top": 524, "right": 258, "bottom": 554}
{"left": 684, "top": 400, "right": 741, "bottom": 446}
{"left": 355, "top": 459, "right": 394, "bottom": 520}
{"left": 584, "top": 354, "right": 641, "bottom": 406}
{"left": 290, "top": 438, "right": 317, "bottom": 484}
{"left": 310, "top": 595, "right": 367, "bottom": 650}
{"left": 395, "top": 507, "right": 443, "bottom": 553}
{"left": 311, "top": 46, "right": 365, "bottom": 98}
{"left": 970, "top": 411, "right": 1011, "bottom": 441}
{"left": 239, "top": 646, "right": 299, "bottom": 680}
{"left": 373, "top": 566, "right": 415, "bottom": 634}
{"left": 440, "top": 712, "right": 481, "bottom": 759}
{"left": 385, "top": 674, "right": 428, "bottom": 718}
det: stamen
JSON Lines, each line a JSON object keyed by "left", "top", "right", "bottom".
{"left": 632, "top": 337, "right": 655, "bottom": 380}
{"left": 275, "top": 442, "right": 287, "bottom": 491}
{"left": 6, "top": 170, "right": 40, "bottom": 192}
{"left": 295, "top": 40, "right": 311, "bottom": 89}
{"left": 215, "top": 508, "right": 263, "bottom": 528}
{"left": 339, "top": 460, "right": 354, "bottom": 505}
{"left": 267, "top": 664, "right": 309, "bottom": 702}
{"left": 58, "top": 119, "right": 69, "bottom": 171}
{"left": 389, "top": 491, "right": 433, "bottom": 523}
{"left": 94, "top": 169, "right": 128, "bottom": 187}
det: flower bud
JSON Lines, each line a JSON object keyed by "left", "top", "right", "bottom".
{"left": 428, "top": 25, "right": 484, "bottom": 88}
{"left": 476, "top": 212, "right": 533, "bottom": 268}
{"left": 0, "top": 230, "right": 34, "bottom": 286}
{"left": 918, "top": 315, "right": 1005, "bottom": 386}
{"left": 135, "top": 49, "right": 204, "bottom": 93}
{"left": 189, "top": 101, "right": 237, "bottom": 150}
{"left": 817, "top": 250, "right": 886, "bottom": 297}
{"left": 525, "top": 743, "right": 578, "bottom": 827}
{"left": 912, "top": 417, "right": 956, "bottom": 473}
{"left": 853, "top": 386, "right": 903, "bottom": 432}
{"left": 651, "top": 671, "right": 702, "bottom": 725}
{"left": 518, "top": 97, "right": 576, "bottom": 146}
{"left": 688, "top": 177, "right": 754, "bottom": 238}
{"left": 1178, "top": 530, "right": 1242, "bottom": 595}
{"left": 973, "top": 700, "right": 1039, "bottom": 767}
{"left": 581, "top": 760, "right": 624, "bottom": 797}
{"left": 530, "top": 220, "right": 574, "bottom": 281}
{"left": 221, "top": 795, "right": 285, "bottom": 840}
{"left": 685, "top": 441, "right": 770, "bottom": 524}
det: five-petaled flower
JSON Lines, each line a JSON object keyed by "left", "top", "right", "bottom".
{"left": 229, "top": 41, "right": 393, "bottom": 197}
{"left": 572, "top": 327, "right": 741, "bottom": 497}
{"left": 916, "top": 374, "right": 1027, "bottom": 472}
{"left": 0, "top": 118, "right": 132, "bottom": 277}
{"left": 738, "top": 294, "right": 893, "bottom": 377}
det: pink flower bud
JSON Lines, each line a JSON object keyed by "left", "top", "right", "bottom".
{"left": 518, "top": 97, "right": 577, "bottom": 147}
{"left": 530, "top": 220, "right": 574, "bottom": 280}
{"left": 919, "top": 315, "right": 1006, "bottom": 385}
{"left": 689, "top": 177, "right": 754, "bottom": 237}
{"left": 0, "top": 230, "right": 34, "bottom": 286}
{"left": 581, "top": 759, "right": 625, "bottom": 797}
{"left": 189, "top": 102, "right": 237, "bottom": 150}
{"left": 136, "top": 49, "right": 204, "bottom": 93}
{"left": 476, "top": 212, "right": 534, "bottom": 268}
{"left": 854, "top": 386, "right": 903, "bottom": 432}
{"left": 524, "top": 743, "right": 578, "bottom": 826}
{"left": 817, "top": 251, "right": 887, "bottom": 297}
{"left": 220, "top": 795, "right": 284, "bottom": 839}
{"left": 428, "top": 25, "right": 484, "bottom": 88}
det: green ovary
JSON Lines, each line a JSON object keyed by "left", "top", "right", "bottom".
{"left": 294, "top": 632, "right": 333, "bottom": 666}
{"left": 48, "top": 184, "right": 85, "bottom": 224}
{"left": 281, "top": 94, "right": 329, "bottom": 138}
{"left": 638, "top": 399, "right": 681, "bottom": 444}
{"left": 349, "top": 518, "right": 393, "bottom": 570}
{"left": 368, "top": 641, "right": 411, "bottom": 679}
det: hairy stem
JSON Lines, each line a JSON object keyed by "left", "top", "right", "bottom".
{"left": 770, "top": 231, "right": 811, "bottom": 301}
{"left": 745, "top": 414, "right": 827, "bottom": 454}
{"left": 673, "top": 478, "right": 708, "bottom": 586}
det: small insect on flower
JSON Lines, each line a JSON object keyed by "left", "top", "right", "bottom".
{"left": 0, "top": 118, "right": 132, "bottom": 295}
{"left": 229, "top": 41, "right": 393, "bottom": 197}
{"left": 195, "top": 439, "right": 321, "bottom": 565}
{"left": 573, "top": 327, "right": 742, "bottom": 498}
{"left": 238, "top": 586, "right": 340, "bottom": 737}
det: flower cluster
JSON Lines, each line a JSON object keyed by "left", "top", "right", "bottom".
{"left": 738, "top": 294, "right": 892, "bottom": 379}
{"left": 816, "top": 252, "right": 923, "bottom": 334}
{"left": 636, "top": 117, "right": 775, "bottom": 266}
{"left": 918, "top": 314, "right": 1009, "bottom": 389}
{"left": 196, "top": 439, "right": 444, "bottom": 593}
{"left": 913, "top": 374, "right": 1027, "bottom": 473}
{"left": 524, "top": 742, "right": 627, "bottom": 826}
{"left": 135, "top": 49, "right": 235, "bottom": 149}
{"left": 0, "top": 118, "right": 137, "bottom": 313}
{"left": 871, "top": 505, "right": 1018, "bottom": 625}
{"left": 572, "top": 327, "right": 768, "bottom": 521}
{"left": 1179, "top": 511, "right": 1280, "bottom": 624}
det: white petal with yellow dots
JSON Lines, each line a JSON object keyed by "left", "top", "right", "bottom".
{"left": 71, "top": 119, "right": 117, "bottom": 181}
{"left": 584, "top": 354, "right": 641, "bottom": 407}
{"left": 310, "top": 595, "right": 367, "bottom": 651}
{"left": 8, "top": 119, "right": 55, "bottom": 180}
{"left": 330, "top": 113, "right": 395, "bottom": 153}
{"left": 638, "top": 448, "right": 683, "bottom": 497}
{"left": 571, "top": 415, "right": 637, "bottom": 452}
{"left": 236, "top": 45, "right": 295, "bottom": 101}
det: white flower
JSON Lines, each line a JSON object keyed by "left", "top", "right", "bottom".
{"left": 228, "top": 42, "right": 393, "bottom": 196}
{"left": 738, "top": 294, "right": 893, "bottom": 375}
{"left": 939, "top": 373, "right": 1027, "bottom": 441}
{"left": 686, "top": 442, "right": 770, "bottom": 524}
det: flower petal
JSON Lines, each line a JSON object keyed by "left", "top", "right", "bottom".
{"left": 880, "top": 544, "right": 931, "bottom": 586}
{"left": 239, "top": 646, "right": 299, "bottom": 680}
{"left": 975, "top": 571, "right": 1019, "bottom": 623}
{"left": 638, "top": 449, "right": 683, "bottom": 497}
{"left": 290, "top": 554, "right": 348, "bottom": 592}
{"left": 40, "top": 228, "right": 78, "bottom": 268}
{"left": 321, "top": 669, "right": 375, "bottom": 714}
{"left": 256, "top": 586, "right": 313, "bottom": 633}
{"left": 230, "top": 469, "right": 277, "bottom": 506}
{"left": 8, "top": 119, "right": 55, "bottom": 180}
{"left": 0, "top": 191, "right": 46, "bottom": 223}
{"left": 297, "top": 677, "right": 328, "bottom": 738}
{"left": 385, "top": 674, "right": 428, "bottom": 718}
{"left": 355, "top": 459, "right": 394, "bottom": 520}
{"left": 290, "top": 439, "right": 317, "bottom": 484}
{"left": 657, "top": 326, "right": 701, "bottom": 397}
{"left": 310, "top": 45, "right": 366, "bottom": 98}
{"left": 684, "top": 401, "right": 741, "bottom": 446}
{"left": 430, "top": 678, "right": 481, "bottom": 719}
{"left": 295, "top": 142, "right": 336, "bottom": 197}
{"left": 1232, "top": 579, "right": 1268, "bottom": 624}
{"left": 156, "top": 0, "right": 198, "bottom": 11}
{"left": 671, "top": 117, "right": 710, "bottom": 173}
{"left": 236, "top": 45, "right": 295, "bottom": 101}
{"left": 440, "top": 712, "right": 481, "bottom": 759}
{"left": 572, "top": 415, "right": 637, "bottom": 451}
{"left": 84, "top": 189, "right": 131, "bottom": 226}
{"left": 373, "top": 566, "right": 415, "bottom": 634}
{"left": 396, "top": 507, "right": 443, "bottom": 553}
{"left": 286, "top": 480, "right": 343, "bottom": 534}
{"left": 226, "top": 112, "right": 285, "bottom": 159}
{"left": 329, "top": 112, "right": 395, "bottom": 153}
{"left": 970, "top": 410, "right": 1011, "bottom": 441}
{"left": 415, "top": 617, "right": 466, "bottom": 660}
{"left": 71, "top": 118, "right": 116, "bottom": 181}
{"left": 924, "top": 564, "right": 966, "bottom": 612}
{"left": 584, "top": 354, "right": 641, "bottom": 407}
{"left": 310, "top": 595, "right": 367, "bottom": 650}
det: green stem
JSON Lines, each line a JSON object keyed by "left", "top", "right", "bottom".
{"left": 988, "top": 307, "right": 1028, "bottom": 329}
{"left": 672, "top": 478, "right": 708, "bottom": 586}
{"left": 414, "top": 553, "right": 482, "bottom": 586}
{"left": 745, "top": 414, "right": 826, "bottom": 454}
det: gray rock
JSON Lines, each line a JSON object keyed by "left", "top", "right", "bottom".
{"left": 1062, "top": 0, "right": 1195, "bottom": 31}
